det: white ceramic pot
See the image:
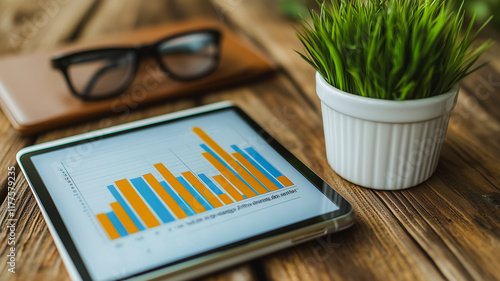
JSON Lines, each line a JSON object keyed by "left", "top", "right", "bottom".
{"left": 316, "top": 72, "right": 459, "bottom": 190}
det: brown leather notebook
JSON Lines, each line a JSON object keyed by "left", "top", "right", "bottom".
{"left": 0, "top": 20, "right": 276, "bottom": 135}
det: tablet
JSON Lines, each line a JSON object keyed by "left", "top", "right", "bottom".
{"left": 17, "top": 102, "right": 354, "bottom": 281}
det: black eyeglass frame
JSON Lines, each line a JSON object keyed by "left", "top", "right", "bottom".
{"left": 51, "top": 29, "right": 222, "bottom": 100}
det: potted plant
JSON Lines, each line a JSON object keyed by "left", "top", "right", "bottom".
{"left": 297, "top": 0, "right": 492, "bottom": 190}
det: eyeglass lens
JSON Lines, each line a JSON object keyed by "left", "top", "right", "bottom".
{"left": 66, "top": 50, "right": 137, "bottom": 99}
{"left": 157, "top": 33, "right": 218, "bottom": 79}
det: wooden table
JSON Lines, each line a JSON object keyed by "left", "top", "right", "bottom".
{"left": 0, "top": 1, "right": 499, "bottom": 280}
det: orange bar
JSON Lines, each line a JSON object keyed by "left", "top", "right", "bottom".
{"left": 182, "top": 172, "right": 223, "bottom": 208}
{"left": 154, "top": 163, "right": 206, "bottom": 213}
{"left": 232, "top": 152, "right": 280, "bottom": 191}
{"left": 277, "top": 175, "right": 294, "bottom": 187}
{"left": 193, "top": 127, "right": 268, "bottom": 194}
{"left": 143, "top": 173, "right": 188, "bottom": 219}
{"left": 96, "top": 213, "right": 120, "bottom": 240}
{"left": 213, "top": 175, "right": 245, "bottom": 201}
{"left": 218, "top": 193, "right": 234, "bottom": 205}
{"left": 202, "top": 152, "right": 256, "bottom": 198}
{"left": 110, "top": 202, "right": 139, "bottom": 234}
{"left": 115, "top": 179, "right": 160, "bottom": 228}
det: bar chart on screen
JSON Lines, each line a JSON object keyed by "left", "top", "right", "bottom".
{"left": 90, "top": 126, "right": 295, "bottom": 240}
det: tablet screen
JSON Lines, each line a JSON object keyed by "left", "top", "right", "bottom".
{"left": 28, "top": 108, "right": 340, "bottom": 280}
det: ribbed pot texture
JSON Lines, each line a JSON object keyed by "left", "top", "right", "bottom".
{"left": 316, "top": 72, "right": 459, "bottom": 190}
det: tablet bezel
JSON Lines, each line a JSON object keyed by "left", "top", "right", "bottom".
{"left": 17, "top": 102, "right": 354, "bottom": 281}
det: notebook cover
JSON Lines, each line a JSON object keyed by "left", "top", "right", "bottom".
{"left": 0, "top": 20, "right": 276, "bottom": 135}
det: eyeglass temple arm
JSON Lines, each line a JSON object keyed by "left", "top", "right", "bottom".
{"left": 51, "top": 52, "right": 127, "bottom": 69}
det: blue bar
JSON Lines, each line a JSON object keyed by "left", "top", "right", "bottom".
{"left": 198, "top": 173, "right": 223, "bottom": 195}
{"left": 176, "top": 176, "right": 213, "bottom": 210}
{"left": 200, "top": 143, "right": 254, "bottom": 197}
{"left": 231, "top": 145, "right": 284, "bottom": 189}
{"left": 244, "top": 147, "right": 283, "bottom": 178}
{"left": 106, "top": 212, "right": 128, "bottom": 237}
{"left": 159, "top": 181, "right": 196, "bottom": 216}
{"left": 130, "top": 178, "right": 175, "bottom": 224}
{"left": 107, "top": 185, "right": 145, "bottom": 231}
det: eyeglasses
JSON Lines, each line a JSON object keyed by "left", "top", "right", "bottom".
{"left": 51, "top": 29, "right": 221, "bottom": 100}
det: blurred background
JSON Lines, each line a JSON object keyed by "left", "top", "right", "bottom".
{"left": 1, "top": 0, "right": 497, "bottom": 55}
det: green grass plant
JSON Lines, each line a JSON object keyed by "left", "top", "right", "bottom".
{"left": 297, "top": 0, "right": 493, "bottom": 100}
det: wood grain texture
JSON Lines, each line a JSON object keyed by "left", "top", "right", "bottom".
{"left": 211, "top": 0, "right": 320, "bottom": 111}
{"left": 0, "top": 0, "right": 98, "bottom": 54}
{"left": 0, "top": 111, "right": 34, "bottom": 200}
{"left": 0, "top": 172, "right": 71, "bottom": 281}
{"left": 0, "top": 0, "right": 499, "bottom": 280}
{"left": 0, "top": 0, "right": 98, "bottom": 200}
{"left": 77, "top": 0, "right": 219, "bottom": 40}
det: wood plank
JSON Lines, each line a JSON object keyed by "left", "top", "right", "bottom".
{"left": 211, "top": 0, "right": 320, "bottom": 111}
{"left": 0, "top": 111, "right": 34, "bottom": 201}
{"left": 445, "top": 60, "right": 500, "bottom": 184}
{"left": 385, "top": 157, "right": 499, "bottom": 280}
{"left": 0, "top": 0, "right": 98, "bottom": 54}
{"left": 195, "top": 264, "right": 258, "bottom": 281}
{"left": 457, "top": 64, "right": 500, "bottom": 133}
{"left": 372, "top": 113, "right": 500, "bottom": 280}
{"left": 77, "top": 0, "right": 219, "bottom": 40}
